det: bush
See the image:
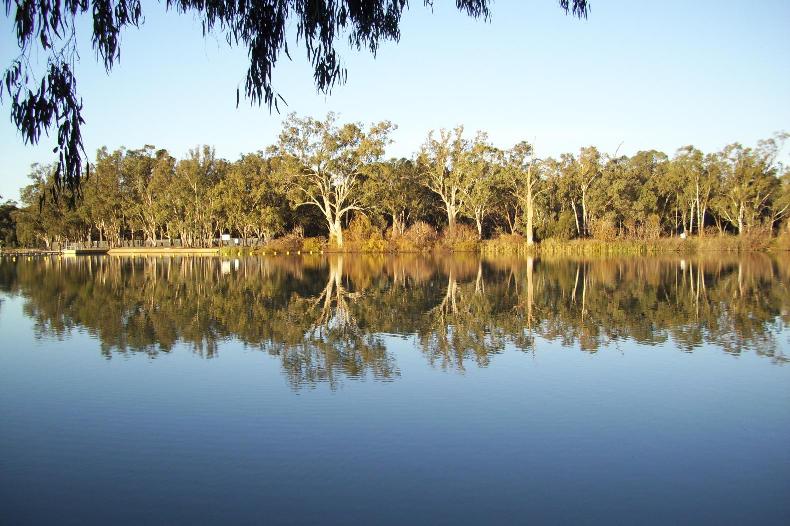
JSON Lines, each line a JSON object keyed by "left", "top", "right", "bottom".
{"left": 345, "top": 215, "right": 378, "bottom": 242}
{"left": 481, "top": 233, "right": 530, "bottom": 254}
{"left": 774, "top": 230, "right": 790, "bottom": 251}
{"left": 439, "top": 223, "right": 479, "bottom": 251}
{"left": 550, "top": 211, "right": 578, "bottom": 241}
{"left": 263, "top": 229, "right": 303, "bottom": 253}
{"left": 641, "top": 214, "right": 662, "bottom": 240}
{"left": 391, "top": 221, "right": 438, "bottom": 252}
{"left": 301, "top": 237, "right": 326, "bottom": 253}
{"left": 344, "top": 214, "right": 388, "bottom": 252}
{"left": 589, "top": 215, "right": 617, "bottom": 241}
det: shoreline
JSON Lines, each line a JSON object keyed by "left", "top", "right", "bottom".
{"left": 4, "top": 235, "right": 788, "bottom": 257}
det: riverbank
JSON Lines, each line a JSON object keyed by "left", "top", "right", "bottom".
{"left": 7, "top": 231, "right": 788, "bottom": 257}
{"left": 107, "top": 247, "right": 220, "bottom": 256}
{"left": 213, "top": 231, "right": 786, "bottom": 257}
{"left": 482, "top": 233, "right": 784, "bottom": 256}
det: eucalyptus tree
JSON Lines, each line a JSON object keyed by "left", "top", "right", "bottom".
{"left": 121, "top": 146, "right": 175, "bottom": 246}
{"left": 213, "top": 153, "right": 285, "bottom": 244}
{"left": 667, "top": 146, "right": 706, "bottom": 236}
{"left": 594, "top": 153, "right": 632, "bottom": 236}
{"left": 16, "top": 165, "right": 61, "bottom": 248}
{"left": 276, "top": 113, "right": 393, "bottom": 248}
{"left": 248, "top": 155, "right": 287, "bottom": 243}
{"left": 0, "top": 200, "right": 17, "bottom": 247}
{"left": 170, "top": 146, "right": 221, "bottom": 247}
{"left": 630, "top": 150, "right": 670, "bottom": 236}
{"left": 503, "top": 141, "right": 544, "bottom": 245}
{"left": 712, "top": 134, "right": 788, "bottom": 235}
{"left": 769, "top": 166, "right": 790, "bottom": 231}
{"left": 418, "top": 126, "right": 472, "bottom": 229}
{"left": 458, "top": 132, "right": 501, "bottom": 238}
{"left": 540, "top": 155, "right": 578, "bottom": 239}
{"left": 365, "top": 158, "right": 429, "bottom": 236}
{"left": 575, "top": 146, "right": 603, "bottom": 237}
{"left": 543, "top": 151, "right": 595, "bottom": 238}
{"left": 211, "top": 161, "right": 249, "bottom": 242}
{"left": 83, "top": 148, "right": 126, "bottom": 246}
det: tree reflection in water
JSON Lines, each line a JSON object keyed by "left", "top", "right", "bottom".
{"left": 1, "top": 252, "right": 787, "bottom": 388}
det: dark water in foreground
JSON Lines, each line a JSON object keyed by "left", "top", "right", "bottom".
{"left": 0, "top": 254, "right": 788, "bottom": 525}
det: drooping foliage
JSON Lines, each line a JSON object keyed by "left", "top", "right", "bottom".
{"left": 1, "top": 0, "right": 589, "bottom": 196}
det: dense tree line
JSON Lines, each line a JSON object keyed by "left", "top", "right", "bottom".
{"left": 7, "top": 114, "right": 789, "bottom": 249}
{"left": 2, "top": 254, "right": 786, "bottom": 388}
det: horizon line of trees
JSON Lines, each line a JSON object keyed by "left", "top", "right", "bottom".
{"left": 2, "top": 113, "right": 788, "bottom": 249}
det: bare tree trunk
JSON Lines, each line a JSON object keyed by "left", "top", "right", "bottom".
{"left": 330, "top": 219, "right": 344, "bottom": 248}
{"left": 581, "top": 188, "right": 588, "bottom": 237}
{"left": 571, "top": 200, "right": 581, "bottom": 237}
{"left": 525, "top": 188, "right": 535, "bottom": 246}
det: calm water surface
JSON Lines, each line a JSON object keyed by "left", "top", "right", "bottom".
{"left": 0, "top": 254, "right": 788, "bottom": 525}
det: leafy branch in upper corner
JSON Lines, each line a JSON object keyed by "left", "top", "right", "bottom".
{"left": 1, "top": 1, "right": 589, "bottom": 197}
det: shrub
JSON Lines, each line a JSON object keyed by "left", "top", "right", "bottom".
{"left": 589, "top": 215, "right": 617, "bottom": 241}
{"left": 345, "top": 214, "right": 379, "bottom": 242}
{"left": 392, "top": 221, "right": 438, "bottom": 252}
{"left": 550, "top": 210, "right": 577, "bottom": 241}
{"left": 263, "top": 229, "right": 303, "bottom": 253}
{"left": 301, "top": 236, "right": 326, "bottom": 253}
{"left": 343, "top": 214, "right": 388, "bottom": 252}
{"left": 481, "top": 233, "right": 530, "bottom": 254}
{"left": 439, "top": 223, "right": 479, "bottom": 251}
{"left": 642, "top": 214, "right": 662, "bottom": 240}
{"left": 774, "top": 230, "right": 790, "bottom": 251}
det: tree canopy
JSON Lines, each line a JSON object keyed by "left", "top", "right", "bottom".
{"left": 8, "top": 114, "right": 788, "bottom": 250}
{"left": 1, "top": 0, "right": 590, "bottom": 197}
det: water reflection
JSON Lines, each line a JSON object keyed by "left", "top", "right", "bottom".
{"left": 0, "top": 253, "right": 787, "bottom": 387}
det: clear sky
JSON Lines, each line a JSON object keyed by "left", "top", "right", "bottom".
{"left": 1, "top": 0, "right": 789, "bottom": 202}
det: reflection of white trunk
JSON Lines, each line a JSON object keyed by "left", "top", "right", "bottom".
{"left": 315, "top": 256, "right": 352, "bottom": 331}
{"left": 438, "top": 268, "right": 459, "bottom": 318}
{"left": 526, "top": 256, "right": 534, "bottom": 328}
{"left": 581, "top": 264, "right": 587, "bottom": 322}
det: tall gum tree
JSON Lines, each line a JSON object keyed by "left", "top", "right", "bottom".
{"left": 712, "top": 133, "right": 788, "bottom": 235}
{"left": 276, "top": 113, "right": 393, "bottom": 248}
{"left": 504, "top": 141, "right": 544, "bottom": 245}
{"left": 364, "top": 158, "right": 428, "bottom": 236}
{"left": 419, "top": 126, "right": 471, "bottom": 229}
{"left": 459, "top": 132, "right": 500, "bottom": 239}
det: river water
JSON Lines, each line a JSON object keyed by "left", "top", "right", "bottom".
{"left": 0, "top": 254, "right": 788, "bottom": 524}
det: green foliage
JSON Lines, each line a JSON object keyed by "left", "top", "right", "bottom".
{"left": 8, "top": 117, "right": 788, "bottom": 254}
{"left": 0, "top": 201, "right": 18, "bottom": 248}
{"left": 542, "top": 210, "right": 577, "bottom": 241}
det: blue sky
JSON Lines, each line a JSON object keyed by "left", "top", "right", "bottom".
{"left": 1, "top": 0, "right": 789, "bottom": 201}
